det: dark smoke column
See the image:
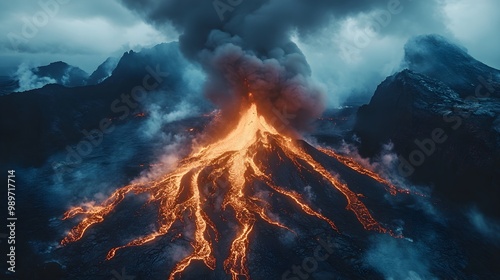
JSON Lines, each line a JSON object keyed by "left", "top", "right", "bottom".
{"left": 118, "top": 0, "right": 399, "bottom": 130}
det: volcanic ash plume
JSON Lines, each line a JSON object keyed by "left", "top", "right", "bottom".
{"left": 118, "top": 0, "right": 408, "bottom": 131}
{"left": 201, "top": 32, "right": 325, "bottom": 132}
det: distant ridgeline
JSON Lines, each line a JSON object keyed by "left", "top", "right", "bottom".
{"left": 0, "top": 57, "right": 120, "bottom": 94}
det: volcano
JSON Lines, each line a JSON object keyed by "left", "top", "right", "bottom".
{"left": 60, "top": 96, "right": 412, "bottom": 280}
{"left": 2, "top": 38, "right": 499, "bottom": 280}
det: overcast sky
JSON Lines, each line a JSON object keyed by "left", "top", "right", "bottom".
{"left": 293, "top": 0, "right": 500, "bottom": 104}
{"left": 0, "top": 0, "right": 175, "bottom": 74}
{"left": 1, "top": 0, "right": 499, "bottom": 104}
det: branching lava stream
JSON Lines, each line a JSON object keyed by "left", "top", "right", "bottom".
{"left": 61, "top": 98, "right": 406, "bottom": 280}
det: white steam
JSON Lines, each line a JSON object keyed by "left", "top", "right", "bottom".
{"left": 14, "top": 62, "right": 56, "bottom": 92}
{"left": 365, "top": 235, "right": 438, "bottom": 280}
{"left": 467, "top": 207, "right": 500, "bottom": 245}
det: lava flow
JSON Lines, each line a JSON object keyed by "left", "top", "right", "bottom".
{"left": 61, "top": 97, "right": 406, "bottom": 280}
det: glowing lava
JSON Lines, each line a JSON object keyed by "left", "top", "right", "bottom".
{"left": 61, "top": 99, "right": 404, "bottom": 280}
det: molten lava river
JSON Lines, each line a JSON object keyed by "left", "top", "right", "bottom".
{"left": 61, "top": 99, "right": 409, "bottom": 280}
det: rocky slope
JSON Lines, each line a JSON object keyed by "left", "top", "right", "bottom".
{"left": 354, "top": 34, "right": 500, "bottom": 217}
{"left": 0, "top": 42, "right": 190, "bottom": 167}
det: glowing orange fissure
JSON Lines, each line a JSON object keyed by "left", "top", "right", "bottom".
{"left": 61, "top": 99, "right": 401, "bottom": 280}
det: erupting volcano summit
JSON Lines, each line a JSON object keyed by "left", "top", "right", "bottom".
{"left": 61, "top": 97, "right": 409, "bottom": 280}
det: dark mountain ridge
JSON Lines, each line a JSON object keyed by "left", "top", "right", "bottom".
{"left": 0, "top": 42, "right": 188, "bottom": 168}
{"left": 354, "top": 34, "right": 500, "bottom": 217}
{"left": 34, "top": 61, "right": 89, "bottom": 87}
{"left": 87, "top": 57, "right": 119, "bottom": 85}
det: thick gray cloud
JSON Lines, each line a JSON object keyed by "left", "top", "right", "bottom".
{"left": 0, "top": 0, "right": 172, "bottom": 74}
{"left": 117, "top": 0, "right": 431, "bottom": 130}
{"left": 443, "top": 0, "right": 500, "bottom": 68}
{"left": 118, "top": 0, "right": 407, "bottom": 58}
{"left": 293, "top": 0, "right": 500, "bottom": 106}
{"left": 116, "top": 0, "right": 500, "bottom": 111}
{"left": 1, "top": 0, "right": 498, "bottom": 109}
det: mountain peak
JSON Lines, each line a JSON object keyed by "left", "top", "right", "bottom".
{"left": 404, "top": 34, "right": 470, "bottom": 63}
{"left": 403, "top": 34, "right": 500, "bottom": 97}
{"left": 87, "top": 57, "right": 119, "bottom": 85}
{"left": 108, "top": 42, "right": 181, "bottom": 83}
{"left": 34, "top": 61, "right": 89, "bottom": 87}
{"left": 47, "top": 61, "right": 70, "bottom": 66}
